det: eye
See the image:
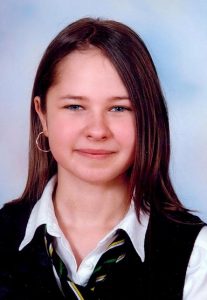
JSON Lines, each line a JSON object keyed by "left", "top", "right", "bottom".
{"left": 110, "top": 106, "right": 131, "bottom": 112}
{"left": 64, "top": 104, "right": 83, "bottom": 111}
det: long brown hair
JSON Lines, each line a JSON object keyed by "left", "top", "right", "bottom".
{"left": 20, "top": 17, "right": 187, "bottom": 217}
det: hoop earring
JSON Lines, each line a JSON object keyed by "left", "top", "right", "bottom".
{"left": 35, "top": 131, "right": 50, "bottom": 152}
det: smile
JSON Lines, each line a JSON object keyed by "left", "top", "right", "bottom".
{"left": 75, "top": 149, "right": 115, "bottom": 159}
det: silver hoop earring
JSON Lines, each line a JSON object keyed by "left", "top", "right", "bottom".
{"left": 35, "top": 131, "right": 50, "bottom": 153}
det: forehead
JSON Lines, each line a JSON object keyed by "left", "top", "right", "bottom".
{"left": 51, "top": 47, "right": 128, "bottom": 96}
{"left": 56, "top": 46, "right": 111, "bottom": 75}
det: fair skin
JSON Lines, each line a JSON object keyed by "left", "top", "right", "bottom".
{"left": 35, "top": 47, "right": 136, "bottom": 266}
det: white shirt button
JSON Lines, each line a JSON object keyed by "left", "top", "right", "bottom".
{"left": 85, "top": 262, "right": 94, "bottom": 270}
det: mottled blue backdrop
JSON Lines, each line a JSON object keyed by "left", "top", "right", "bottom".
{"left": 0, "top": 0, "right": 207, "bottom": 221}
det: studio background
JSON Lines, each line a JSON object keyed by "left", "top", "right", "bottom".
{"left": 0, "top": 0, "right": 207, "bottom": 221}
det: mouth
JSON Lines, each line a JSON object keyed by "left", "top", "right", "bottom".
{"left": 75, "top": 149, "right": 115, "bottom": 159}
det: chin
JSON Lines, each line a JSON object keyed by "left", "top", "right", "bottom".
{"left": 77, "top": 170, "right": 128, "bottom": 186}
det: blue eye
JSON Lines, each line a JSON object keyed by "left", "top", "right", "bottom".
{"left": 111, "top": 106, "right": 130, "bottom": 112}
{"left": 65, "top": 105, "right": 83, "bottom": 111}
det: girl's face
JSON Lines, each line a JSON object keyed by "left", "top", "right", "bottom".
{"left": 35, "top": 47, "right": 136, "bottom": 186}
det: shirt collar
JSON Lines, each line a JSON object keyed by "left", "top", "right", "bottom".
{"left": 115, "top": 202, "right": 149, "bottom": 261}
{"left": 19, "top": 175, "right": 59, "bottom": 251}
{"left": 96, "top": 202, "right": 149, "bottom": 261}
{"left": 19, "top": 176, "right": 149, "bottom": 261}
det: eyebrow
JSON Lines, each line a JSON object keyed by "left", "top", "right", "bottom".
{"left": 59, "top": 95, "right": 130, "bottom": 101}
{"left": 59, "top": 95, "right": 84, "bottom": 100}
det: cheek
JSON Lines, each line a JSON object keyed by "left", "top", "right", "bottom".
{"left": 46, "top": 116, "right": 69, "bottom": 147}
{"left": 115, "top": 119, "right": 136, "bottom": 148}
{"left": 113, "top": 124, "right": 136, "bottom": 167}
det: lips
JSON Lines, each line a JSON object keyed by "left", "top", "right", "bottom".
{"left": 75, "top": 148, "right": 115, "bottom": 158}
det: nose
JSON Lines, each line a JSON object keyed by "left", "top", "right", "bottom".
{"left": 85, "top": 111, "right": 111, "bottom": 141}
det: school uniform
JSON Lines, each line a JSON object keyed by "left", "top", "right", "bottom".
{"left": 0, "top": 177, "right": 207, "bottom": 300}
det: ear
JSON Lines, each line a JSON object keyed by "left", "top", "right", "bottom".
{"left": 34, "top": 96, "right": 48, "bottom": 136}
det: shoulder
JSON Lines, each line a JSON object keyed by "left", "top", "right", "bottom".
{"left": 0, "top": 200, "right": 32, "bottom": 247}
{"left": 0, "top": 200, "right": 32, "bottom": 224}
{"left": 151, "top": 209, "right": 205, "bottom": 232}
{"left": 145, "top": 210, "right": 206, "bottom": 286}
{"left": 184, "top": 226, "right": 207, "bottom": 298}
{"left": 189, "top": 225, "right": 207, "bottom": 264}
{"left": 148, "top": 209, "right": 206, "bottom": 255}
{"left": 195, "top": 225, "right": 207, "bottom": 247}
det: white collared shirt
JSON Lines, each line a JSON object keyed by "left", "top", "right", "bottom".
{"left": 19, "top": 176, "right": 207, "bottom": 299}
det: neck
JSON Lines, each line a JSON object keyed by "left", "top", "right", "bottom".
{"left": 53, "top": 170, "right": 131, "bottom": 265}
{"left": 53, "top": 171, "right": 131, "bottom": 228}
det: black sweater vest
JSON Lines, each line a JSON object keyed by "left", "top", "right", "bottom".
{"left": 0, "top": 201, "right": 204, "bottom": 299}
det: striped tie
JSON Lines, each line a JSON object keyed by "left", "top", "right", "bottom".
{"left": 87, "top": 229, "right": 127, "bottom": 292}
{"left": 44, "top": 227, "right": 129, "bottom": 299}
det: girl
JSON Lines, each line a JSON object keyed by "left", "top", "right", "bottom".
{"left": 0, "top": 17, "right": 206, "bottom": 300}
